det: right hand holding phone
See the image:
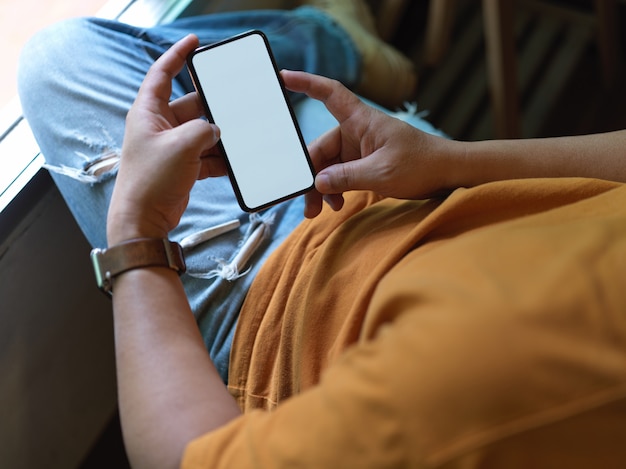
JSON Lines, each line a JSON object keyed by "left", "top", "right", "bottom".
{"left": 281, "top": 70, "right": 462, "bottom": 218}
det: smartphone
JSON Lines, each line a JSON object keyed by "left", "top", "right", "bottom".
{"left": 187, "top": 30, "right": 315, "bottom": 212}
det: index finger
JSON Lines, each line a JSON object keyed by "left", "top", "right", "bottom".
{"left": 281, "top": 70, "right": 364, "bottom": 124}
{"left": 137, "top": 34, "right": 200, "bottom": 106}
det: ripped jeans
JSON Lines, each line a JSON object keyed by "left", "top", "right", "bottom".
{"left": 17, "top": 7, "right": 444, "bottom": 382}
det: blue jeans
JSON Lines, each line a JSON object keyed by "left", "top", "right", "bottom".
{"left": 18, "top": 7, "right": 444, "bottom": 382}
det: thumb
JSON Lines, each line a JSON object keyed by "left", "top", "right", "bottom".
{"left": 315, "top": 159, "right": 373, "bottom": 194}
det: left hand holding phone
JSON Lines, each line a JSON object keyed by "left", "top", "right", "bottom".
{"left": 107, "top": 34, "right": 223, "bottom": 246}
{"left": 281, "top": 70, "right": 461, "bottom": 218}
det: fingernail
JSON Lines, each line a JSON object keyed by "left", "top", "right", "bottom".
{"left": 315, "top": 172, "right": 329, "bottom": 190}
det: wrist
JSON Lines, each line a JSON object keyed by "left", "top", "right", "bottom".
{"left": 459, "top": 139, "right": 531, "bottom": 187}
{"left": 431, "top": 138, "right": 473, "bottom": 191}
{"left": 444, "top": 139, "right": 510, "bottom": 189}
{"left": 107, "top": 211, "right": 169, "bottom": 247}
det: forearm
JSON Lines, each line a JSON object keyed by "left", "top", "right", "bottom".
{"left": 113, "top": 267, "right": 241, "bottom": 469}
{"left": 451, "top": 129, "right": 626, "bottom": 188}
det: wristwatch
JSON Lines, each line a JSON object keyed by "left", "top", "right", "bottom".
{"left": 90, "top": 238, "right": 186, "bottom": 296}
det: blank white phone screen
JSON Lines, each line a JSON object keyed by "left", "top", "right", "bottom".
{"left": 189, "top": 31, "right": 314, "bottom": 211}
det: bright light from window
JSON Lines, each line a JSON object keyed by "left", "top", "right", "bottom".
{"left": 0, "top": 0, "right": 110, "bottom": 111}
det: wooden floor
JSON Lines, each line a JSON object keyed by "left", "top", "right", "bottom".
{"left": 391, "top": 0, "right": 626, "bottom": 141}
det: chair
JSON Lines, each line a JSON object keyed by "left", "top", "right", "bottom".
{"left": 422, "top": 0, "right": 620, "bottom": 138}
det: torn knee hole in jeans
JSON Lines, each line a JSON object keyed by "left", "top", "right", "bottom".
{"left": 45, "top": 147, "right": 120, "bottom": 184}
{"left": 44, "top": 126, "right": 122, "bottom": 184}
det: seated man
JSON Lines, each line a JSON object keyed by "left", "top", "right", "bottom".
{"left": 19, "top": 2, "right": 626, "bottom": 468}
{"left": 18, "top": 0, "right": 427, "bottom": 383}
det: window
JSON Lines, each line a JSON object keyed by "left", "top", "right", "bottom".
{"left": 0, "top": 0, "right": 196, "bottom": 212}
{"left": 0, "top": 0, "right": 114, "bottom": 110}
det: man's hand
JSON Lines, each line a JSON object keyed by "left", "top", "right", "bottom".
{"left": 281, "top": 70, "right": 462, "bottom": 218}
{"left": 107, "top": 34, "right": 225, "bottom": 245}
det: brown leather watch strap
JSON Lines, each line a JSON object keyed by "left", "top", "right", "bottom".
{"left": 90, "top": 238, "right": 186, "bottom": 296}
